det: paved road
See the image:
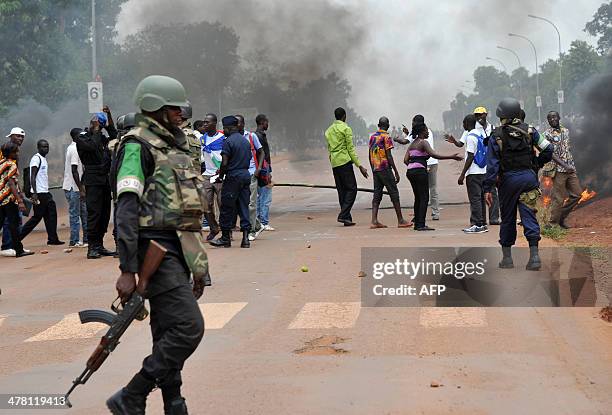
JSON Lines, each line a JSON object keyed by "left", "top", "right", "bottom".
{"left": 1, "top": 151, "right": 611, "bottom": 414}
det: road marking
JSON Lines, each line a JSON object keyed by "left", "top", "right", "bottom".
{"left": 25, "top": 313, "right": 107, "bottom": 342}
{"left": 419, "top": 307, "right": 487, "bottom": 328}
{"left": 289, "top": 302, "right": 361, "bottom": 329}
{"left": 199, "top": 302, "right": 248, "bottom": 329}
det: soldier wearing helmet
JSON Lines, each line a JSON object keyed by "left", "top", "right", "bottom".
{"left": 108, "top": 75, "right": 208, "bottom": 415}
{"left": 484, "top": 98, "right": 553, "bottom": 271}
{"left": 179, "top": 101, "right": 202, "bottom": 169}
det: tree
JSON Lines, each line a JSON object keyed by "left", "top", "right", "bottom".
{"left": 585, "top": 1, "right": 612, "bottom": 54}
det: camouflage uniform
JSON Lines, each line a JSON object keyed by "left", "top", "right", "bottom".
{"left": 113, "top": 113, "right": 207, "bottom": 411}
{"left": 182, "top": 122, "right": 203, "bottom": 174}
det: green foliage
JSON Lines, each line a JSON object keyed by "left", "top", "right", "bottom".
{"left": 541, "top": 224, "right": 568, "bottom": 240}
{"left": 585, "top": 1, "right": 612, "bottom": 54}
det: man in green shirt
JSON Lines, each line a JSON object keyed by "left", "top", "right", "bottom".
{"left": 325, "top": 107, "right": 368, "bottom": 226}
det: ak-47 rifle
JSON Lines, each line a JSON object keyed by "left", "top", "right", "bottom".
{"left": 63, "top": 240, "right": 167, "bottom": 408}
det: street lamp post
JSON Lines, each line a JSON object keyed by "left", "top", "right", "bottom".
{"left": 509, "top": 33, "right": 541, "bottom": 127}
{"left": 497, "top": 45, "right": 523, "bottom": 107}
{"left": 528, "top": 14, "right": 564, "bottom": 118}
{"left": 485, "top": 56, "right": 508, "bottom": 73}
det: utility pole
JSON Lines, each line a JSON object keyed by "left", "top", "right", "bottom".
{"left": 91, "top": 0, "right": 97, "bottom": 80}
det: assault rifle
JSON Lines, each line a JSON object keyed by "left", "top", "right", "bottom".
{"left": 63, "top": 240, "right": 167, "bottom": 408}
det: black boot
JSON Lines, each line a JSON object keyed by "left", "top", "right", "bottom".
{"left": 98, "top": 245, "right": 117, "bottom": 257}
{"left": 164, "top": 397, "right": 189, "bottom": 415}
{"left": 87, "top": 243, "right": 102, "bottom": 259}
{"left": 210, "top": 230, "right": 231, "bottom": 248}
{"left": 499, "top": 246, "right": 514, "bottom": 269}
{"left": 106, "top": 373, "right": 155, "bottom": 415}
{"left": 206, "top": 229, "right": 219, "bottom": 242}
{"left": 241, "top": 230, "right": 250, "bottom": 248}
{"left": 526, "top": 244, "right": 541, "bottom": 271}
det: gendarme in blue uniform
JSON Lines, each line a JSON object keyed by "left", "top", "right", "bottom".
{"left": 484, "top": 122, "right": 552, "bottom": 248}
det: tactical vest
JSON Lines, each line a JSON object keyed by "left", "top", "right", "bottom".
{"left": 121, "top": 128, "right": 205, "bottom": 232}
{"left": 493, "top": 122, "right": 538, "bottom": 173}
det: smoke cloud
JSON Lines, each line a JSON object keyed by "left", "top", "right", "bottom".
{"left": 116, "top": 0, "right": 600, "bottom": 129}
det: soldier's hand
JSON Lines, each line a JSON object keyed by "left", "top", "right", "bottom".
{"left": 193, "top": 276, "right": 205, "bottom": 300}
{"left": 116, "top": 272, "right": 136, "bottom": 302}
{"left": 485, "top": 192, "right": 493, "bottom": 208}
{"left": 458, "top": 174, "right": 465, "bottom": 186}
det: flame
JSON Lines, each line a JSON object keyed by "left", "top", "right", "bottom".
{"left": 578, "top": 189, "right": 597, "bottom": 205}
{"left": 542, "top": 177, "right": 553, "bottom": 189}
{"left": 542, "top": 196, "right": 552, "bottom": 208}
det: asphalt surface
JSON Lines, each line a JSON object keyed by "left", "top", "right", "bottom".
{"left": 1, "top": 146, "right": 611, "bottom": 414}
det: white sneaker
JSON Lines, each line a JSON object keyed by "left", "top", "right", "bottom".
{"left": 262, "top": 224, "right": 275, "bottom": 231}
{"left": 248, "top": 233, "right": 256, "bottom": 241}
{"left": 76, "top": 242, "right": 89, "bottom": 248}
{"left": 0, "top": 249, "right": 16, "bottom": 257}
{"left": 202, "top": 226, "right": 210, "bottom": 231}
{"left": 463, "top": 225, "right": 484, "bottom": 234}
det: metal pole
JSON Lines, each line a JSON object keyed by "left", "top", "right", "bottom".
{"left": 91, "top": 0, "right": 97, "bottom": 80}
{"left": 497, "top": 46, "right": 523, "bottom": 105}
{"left": 528, "top": 15, "right": 563, "bottom": 118}
{"left": 485, "top": 57, "right": 508, "bottom": 72}
{"left": 509, "top": 33, "right": 540, "bottom": 127}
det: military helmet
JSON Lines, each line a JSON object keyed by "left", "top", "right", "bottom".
{"left": 181, "top": 101, "right": 193, "bottom": 120}
{"left": 496, "top": 98, "right": 521, "bottom": 120}
{"left": 117, "top": 112, "right": 137, "bottom": 131}
{"left": 133, "top": 75, "right": 188, "bottom": 112}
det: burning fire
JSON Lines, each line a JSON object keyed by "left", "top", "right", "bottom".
{"left": 542, "top": 196, "right": 552, "bottom": 208}
{"left": 578, "top": 189, "right": 597, "bottom": 205}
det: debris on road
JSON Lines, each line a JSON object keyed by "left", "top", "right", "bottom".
{"left": 294, "top": 335, "right": 349, "bottom": 356}
{"left": 357, "top": 271, "right": 366, "bottom": 278}
{"left": 301, "top": 266, "right": 309, "bottom": 272}
{"left": 600, "top": 306, "right": 612, "bottom": 322}
{"left": 40, "top": 250, "right": 49, "bottom": 254}
{"left": 63, "top": 248, "right": 73, "bottom": 254}
{"left": 430, "top": 381, "right": 443, "bottom": 388}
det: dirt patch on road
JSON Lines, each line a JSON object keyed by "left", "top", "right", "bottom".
{"left": 293, "top": 335, "right": 349, "bottom": 356}
{"left": 564, "top": 196, "right": 612, "bottom": 245}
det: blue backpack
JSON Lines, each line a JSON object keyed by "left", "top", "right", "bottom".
{"left": 469, "top": 132, "right": 487, "bottom": 168}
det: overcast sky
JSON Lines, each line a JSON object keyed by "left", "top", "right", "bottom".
{"left": 116, "top": 0, "right": 602, "bottom": 128}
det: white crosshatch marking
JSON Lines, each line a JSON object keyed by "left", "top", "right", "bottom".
{"left": 25, "top": 313, "right": 107, "bottom": 342}
{"left": 289, "top": 302, "right": 361, "bottom": 329}
{"left": 199, "top": 302, "right": 248, "bottom": 329}
{"left": 419, "top": 307, "right": 487, "bottom": 328}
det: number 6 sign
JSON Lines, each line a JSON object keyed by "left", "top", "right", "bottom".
{"left": 87, "top": 82, "right": 103, "bottom": 113}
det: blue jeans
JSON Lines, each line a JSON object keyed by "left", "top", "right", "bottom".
{"left": 1, "top": 211, "right": 23, "bottom": 250}
{"left": 257, "top": 185, "right": 272, "bottom": 226}
{"left": 64, "top": 190, "right": 88, "bottom": 245}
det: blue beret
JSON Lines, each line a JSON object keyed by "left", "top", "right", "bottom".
{"left": 222, "top": 115, "right": 238, "bottom": 127}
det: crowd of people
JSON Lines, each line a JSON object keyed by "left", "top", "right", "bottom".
{"left": 324, "top": 98, "right": 581, "bottom": 270}
{"left": 0, "top": 99, "right": 275, "bottom": 259}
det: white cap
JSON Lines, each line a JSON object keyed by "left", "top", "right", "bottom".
{"left": 6, "top": 127, "right": 25, "bottom": 138}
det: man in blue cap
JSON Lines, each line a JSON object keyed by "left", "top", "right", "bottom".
{"left": 76, "top": 105, "right": 118, "bottom": 259}
{"left": 210, "top": 116, "right": 253, "bottom": 248}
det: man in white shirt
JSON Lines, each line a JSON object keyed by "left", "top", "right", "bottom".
{"left": 445, "top": 107, "right": 500, "bottom": 225}
{"left": 195, "top": 115, "right": 225, "bottom": 241}
{"left": 235, "top": 115, "right": 265, "bottom": 241}
{"left": 457, "top": 115, "right": 488, "bottom": 233}
{"left": 19, "top": 139, "right": 64, "bottom": 245}
{"left": 394, "top": 114, "right": 440, "bottom": 220}
{"left": 62, "top": 128, "right": 88, "bottom": 247}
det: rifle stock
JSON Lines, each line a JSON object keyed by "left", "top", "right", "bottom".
{"left": 64, "top": 240, "right": 167, "bottom": 408}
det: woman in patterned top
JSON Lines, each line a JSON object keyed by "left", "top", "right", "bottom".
{"left": 0, "top": 142, "right": 34, "bottom": 257}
